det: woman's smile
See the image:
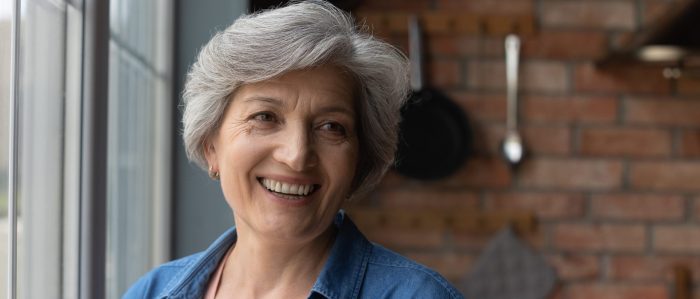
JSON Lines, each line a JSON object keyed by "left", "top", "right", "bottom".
{"left": 259, "top": 177, "right": 318, "bottom": 197}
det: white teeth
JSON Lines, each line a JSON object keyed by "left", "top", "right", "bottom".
{"left": 281, "top": 183, "right": 290, "bottom": 194}
{"left": 261, "top": 178, "right": 315, "bottom": 196}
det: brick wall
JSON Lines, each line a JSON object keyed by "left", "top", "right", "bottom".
{"left": 349, "top": 0, "right": 700, "bottom": 298}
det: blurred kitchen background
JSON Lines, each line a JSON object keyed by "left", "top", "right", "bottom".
{"left": 2, "top": 0, "right": 700, "bottom": 298}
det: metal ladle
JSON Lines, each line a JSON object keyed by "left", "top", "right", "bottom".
{"left": 501, "top": 34, "right": 524, "bottom": 168}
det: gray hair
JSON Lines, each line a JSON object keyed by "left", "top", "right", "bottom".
{"left": 182, "top": 0, "right": 409, "bottom": 198}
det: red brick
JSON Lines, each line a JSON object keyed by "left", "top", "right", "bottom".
{"left": 427, "top": 36, "right": 503, "bottom": 58}
{"left": 654, "top": 226, "right": 700, "bottom": 253}
{"left": 362, "top": 227, "right": 445, "bottom": 251}
{"left": 521, "top": 95, "right": 619, "bottom": 125}
{"left": 427, "top": 36, "right": 465, "bottom": 58}
{"left": 553, "top": 223, "right": 646, "bottom": 252}
{"left": 436, "top": 156, "right": 513, "bottom": 188}
{"left": 642, "top": 0, "right": 681, "bottom": 27}
{"left": 565, "top": 283, "right": 669, "bottom": 299}
{"left": 522, "top": 126, "right": 573, "bottom": 156}
{"left": 375, "top": 189, "right": 480, "bottom": 209}
{"left": 541, "top": 1, "right": 637, "bottom": 30}
{"left": 354, "top": 1, "right": 431, "bottom": 11}
{"left": 427, "top": 59, "right": 461, "bottom": 88}
{"left": 452, "top": 231, "right": 492, "bottom": 251}
{"left": 591, "top": 194, "right": 685, "bottom": 221}
{"left": 609, "top": 31, "right": 637, "bottom": 51}
{"left": 680, "top": 130, "right": 700, "bottom": 157}
{"left": 476, "top": 124, "right": 571, "bottom": 156}
{"left": 405, "top": 252, "right": 476, "bottom": 282}
{"left": 630, "top": 162, "right": 700, "bottom": 191}
{"left": 574, "top": 63, "right": 672, "bottom": 94}
{"left": 378, "top": 35, "right": 407, "bottom": 54}
{"left": 625, "top": 98, "right": 700, "bottom": 127}
{"left": 522, "top": 30, "right": 608, "bottom": 60}
{"left": 435, "top": 0, "right": 534, "bottom": 14}
{"left": 382, "top": 156, "right": 513, "bottom": 189}
{"left": 484, "top": 192, "right": 585, "bottom": 220}
{"left": 518, "top": 158, "right": 624, "bottom": 190}
{"left": 450, "top": 92, "right": 506, "bottom": 122}
{"left": 693, "top": 196, "right": 700, "bottom": 221}
{"left": 547, "top": 254, "right": 600, "bottom": 280}
{"left": 467, "top": 60, "right": 569, "bottom": 93}
{"left": 523, "top": 230, "right": 548, "bottom": 250}
{"left": 452, "top": 226, "right": 546, "bottom": 251}
{"left": 677, "top": 76, "right": 700, "bottom": 95}
{"left": 610, "top": 255, "right": 700, "bottom": 283}
{"left": 580, "top": 128, "right": 672, "bottom": 157}
{"left": 469, "top": 124, "right": 503, "bottom": 155}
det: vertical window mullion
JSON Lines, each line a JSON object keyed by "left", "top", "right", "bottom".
{"left": 63, "top": 1, "right": 85, "bottom": 298}
{"left": 7, "top": 0, "right": 22, "bottom": 298}
{"left": 79, "top": 0, "right": 109, "bottom": 298}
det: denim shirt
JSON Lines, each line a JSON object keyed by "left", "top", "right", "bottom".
{"left": 123, "top": 211, "right": 464, "bottom": 299}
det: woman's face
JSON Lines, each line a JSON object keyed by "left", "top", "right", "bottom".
{"left": 206, "top": 66, "right": 359, "bottom": 242}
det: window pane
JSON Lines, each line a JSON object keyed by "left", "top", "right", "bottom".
{"left": 106, "top": 0, "right": 173, "bottom": 297}
{"left": 0, "top": 0, "right": 12, "bottom": 295}
{"left": 16, "top": 0, "right": 67, "bottom": 298}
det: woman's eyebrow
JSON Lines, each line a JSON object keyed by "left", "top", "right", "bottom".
{"left": 243, "top": 95, "right": 355, "bottom": 117}
{"left": 317, "top": 105, "right": 355, "bottom": 118}
{"left": 241, "top": 96, "right": 283, "bottom": 106}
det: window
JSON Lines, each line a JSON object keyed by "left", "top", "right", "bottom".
{"left": 3, "top": 0, "right": 174, "bottom": 298}
{"left": 0, "top": 0, "right": 12, "bottom": 295}
{"left": 106, "top": 0, "right": 173, "bottom": 297}
{"left": 15, "top": 1, "right": 70, "bottom": 297}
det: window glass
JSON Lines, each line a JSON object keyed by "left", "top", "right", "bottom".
{"left": 0, "top": 0, "right": 173, "bottom": 297}
{"left": 106, "top": 0, "right": 173, "bottom": 297}
{"left": 15, "top": 0, "right": 67, "bottom": 298}
{"left": 0, "top": 0, "right": 12, "bottom": 295}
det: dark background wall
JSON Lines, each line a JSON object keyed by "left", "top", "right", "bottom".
{"left": 173, "top": 0, "right": 247, "bottom": 258}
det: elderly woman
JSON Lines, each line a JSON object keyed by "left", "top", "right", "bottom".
{"left": 124, "top": 1, "right": 462, "bottom": 298}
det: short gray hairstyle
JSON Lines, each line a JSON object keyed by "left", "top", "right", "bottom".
{"left": 182, "top": 0, "right": 409, "bottom": 198}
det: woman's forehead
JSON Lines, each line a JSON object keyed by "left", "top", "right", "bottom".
{"left": 234, "top": 66, "right": 356, "bottom": 109}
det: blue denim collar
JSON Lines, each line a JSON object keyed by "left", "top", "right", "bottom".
{"left": 160, "top": 211, "right": 370, "bottom": 299}
{"left": 310, "top": 211, "right": 372, "bottom": 299}
{"left": 160, "top": 226, "right": 237, "bottom": 298}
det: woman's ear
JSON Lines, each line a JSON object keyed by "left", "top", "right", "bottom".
{"left": 203, "top": 139, "right": 218, "bottom": 169}
{"left": 203, "top": 139, "right": 221, "bottom": 180}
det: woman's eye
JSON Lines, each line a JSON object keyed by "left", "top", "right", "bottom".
{"left": 252, "top": 112, "right": 276, "bottom": 122}
{"left": 319, "top": 122, "right": 346, "bottom": 135}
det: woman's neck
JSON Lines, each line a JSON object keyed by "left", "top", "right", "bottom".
{"left": 216, "top": 224, "right": 336, "bottom": 299}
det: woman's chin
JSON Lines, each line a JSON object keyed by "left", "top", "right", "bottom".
{"left": 251, "top": 212, "right": 333, "bottom": 243}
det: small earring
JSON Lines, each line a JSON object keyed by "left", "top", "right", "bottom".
{"left": 208, "top": 165, "right": 220, "bottom": 180}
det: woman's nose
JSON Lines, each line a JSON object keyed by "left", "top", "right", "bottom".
{"left": 272, "top": 125, "right": 318, "bottom": 171}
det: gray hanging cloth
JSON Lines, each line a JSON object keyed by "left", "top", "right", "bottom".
{"left": 460, "top": 226, "right": 557, "bottom": 299}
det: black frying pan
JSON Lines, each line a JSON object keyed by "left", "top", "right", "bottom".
{"left": 394, "top": 16, "right": 472, "bottom": 180}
